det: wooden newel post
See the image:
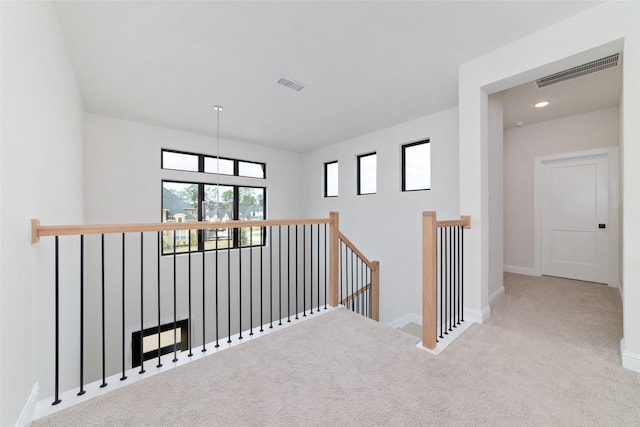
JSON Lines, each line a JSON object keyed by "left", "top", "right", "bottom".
{"left": 422, "top": 211, "right": 437, "bottom": 350}
{"left": 371, "top": 261, "right": 380, "bottom": 321}
{"left": 329, "top": 211, "right": 340, "bottom": 307}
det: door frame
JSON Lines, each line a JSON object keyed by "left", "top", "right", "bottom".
{"left": 534, "top": 146, "right": 619, "bottom": 286}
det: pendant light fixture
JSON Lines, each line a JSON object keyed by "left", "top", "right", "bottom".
{"left": 213, "top": 105, "right": 223, "bottom": 221}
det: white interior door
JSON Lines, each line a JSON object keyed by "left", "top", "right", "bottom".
{"left": 542, "top": 154, "right": 608, "bottom": 283}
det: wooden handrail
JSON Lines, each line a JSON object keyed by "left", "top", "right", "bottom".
{"left": 436, "top": 216, "right": 471, "bottom": 229}
{"left": 341, "top": 283, "right": 372, "bottom": 305}
{"left": 31, "top": 217, "right": 332, "bottom": 244}
{"left": 338, "top": 231, "right": 375, "bottom": 269}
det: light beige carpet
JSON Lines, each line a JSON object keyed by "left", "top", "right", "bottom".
{"left": 34, "top": 273, "right": 640, "bottom": 426}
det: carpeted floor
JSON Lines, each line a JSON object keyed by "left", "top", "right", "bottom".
{"left": 34, "top": 273, "right": 640, "bottom": 426}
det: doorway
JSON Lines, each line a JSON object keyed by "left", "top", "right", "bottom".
{"left": 535, "top": 148, "right": 619, "bottom": 286}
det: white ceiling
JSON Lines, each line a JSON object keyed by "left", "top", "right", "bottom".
{"left": 500, "top": 62, "right": 622, "bottom": 129}
{"left": 54, "top": 1, "right": 604, "bottom": 152}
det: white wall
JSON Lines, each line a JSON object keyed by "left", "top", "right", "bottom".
{"left": 1, "top": 2, "right": 85, "bottom": 425}
{"left": 504, "top": 106, "right": 620, "bottom": 274}
{"left": 459, "top": 1, "right": 640, "bottom": 371}
{"left": 59, "top": 114, "right": 307, "bottom": 393}
{"left": 488, "top": 95, "right": 504, "bottom": 304}
{"left": 300, "top": 108, "right": 460, "bottom": 324}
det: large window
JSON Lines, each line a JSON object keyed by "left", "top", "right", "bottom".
{"left": 402, "top": 140, "right": 431, "bottom": 191}
{"left": 357, "top": 152, "right": 377, "bottom": 195}
{"left": 162, "top": 181, "right": 265, "bottom": 254}
{"left": 162, "top": 149, "right": 266, "bottom": 179}
{"left": 324, "top": 161, "right": 338, "bottom": 197}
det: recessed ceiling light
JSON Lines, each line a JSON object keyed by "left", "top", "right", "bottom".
{"left": 534, "top": 101, "right": 550, "bottom": 108}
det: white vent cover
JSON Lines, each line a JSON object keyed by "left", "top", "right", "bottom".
{"left": 277, "top": 77, "right": 305, "bottom": 92}
{"left": 535, "top": 53, "right": 620, "bottom": 88}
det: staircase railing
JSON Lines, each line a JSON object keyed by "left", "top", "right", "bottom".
{"left": 422, "top": 211, "right": 470, "bottom": 350}
{"left": 31, "top": 211, "right": 378, "bottom": 415}
{"left": 338, "top": 231, "right": 380, "bottom": 321}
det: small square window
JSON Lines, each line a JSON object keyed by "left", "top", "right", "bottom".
{"left": 357, "top": 153, "right": 377, "bottom": 195}
{"left": 324, "top": 161, "right": 338, "bottom": 197}
{"left": 402, "top": 140, "right": 430, "bottom": 191}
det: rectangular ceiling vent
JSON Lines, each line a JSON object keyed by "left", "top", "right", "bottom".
{"left": 535, "top": 53, "right": 620, "bottom": 88}
{"left": 277, "top": 77, "right": 305, "bottom": 92}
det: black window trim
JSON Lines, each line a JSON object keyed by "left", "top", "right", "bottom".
{"left": 161, "top": 179, "right": 266, "bottom": 254}
{"left": 324, "top": 160, "right": 338, "bottom": 198}
{"left": 161, "top": 148, "right": 266, "bottom": 179}
{"left": 357, "top": 151, "right": 377, "bottom": 196}
{"left": 401, "top": 139, "right": 431, "bottom": 192}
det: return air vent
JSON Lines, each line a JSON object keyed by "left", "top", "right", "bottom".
{"left": 535, "top": 53, "right": 620, "bottom": 88}
{"left": 277, "top": 77, "right": 305, "bottom": 92}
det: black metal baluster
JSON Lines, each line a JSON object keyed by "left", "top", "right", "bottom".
{"left": 239, "top": 231, "right": 243, "bottom": 340}
{"left": 53, "top": 236, "right": 61, "bottom": 405}
{"left": 278, "top": 226, "right": 282, "bottom": 326}
{"left": 227, "top": 229, "right": 232, "bottom": 343}
{"left": 444, "top": 227, "right": 449, "bottom": 335}
{"left": 324, "top": 224, "right": 327, "bottom": 310}
{"left": 303, "top": 224, "right": 306, "bottom": 317}
{"left": 121, "top": 233, "right": 127, "bottom": 380}
{"left": 78, "top": 235, "right": 86, "bottom": 395}
{"left": 295, "top": 225, "right": 299, "bottom": 320}
{"left": 139, "top": 232, "right": 145, "bottom": 374}
{"left": 449, "top": 227, "right": 453, "bottom": 332}
{"left": 214, "top": 228, "right": 219, "bottom": 348}
{"left": 101, "top": 234, "right": 108, "bottom": 387}
{"left": 458, "top": 225, "right": 462, "bottom": 325}
{"left": 455, "top": 226, "right": 459, "bottom": 326}
{"left": 461, "top": 225, "right": 464, "bottom": 323}
{"left": 316, "top": 224, "right": 320, "bottom": 311}
{"left": 156, "top": 232, "right": 162, "bottom": 368}
{"left": 351, "top": 250, "right": 354, "bottom": 311}
{"left": 309, "top": 225, "right": 313, "bottom": 313}
{"left": 270, "top": 226, "right": 274, "bottom": 329}
{"left": 260, "top": 228, "right": 264, "bottom": 332}
{"left": 204, "top": 228, "right": 209, "bottom": 352}
{"left": 172, "top": 231, "right": 178, "bottom": 362}
{"left": 250, "top": 227, "right": 254, "bottom": 336}
{"left": 188, "top": 231, "right": 193, "bottom": 357}
{"left": 287, "top": 225, "right": 291, "bottom": 322}
{"left": 339, "top": 241, "right": 343, "bottom": 303}
{"left": 439, "top": 228, "right": 443, "bottom": 340}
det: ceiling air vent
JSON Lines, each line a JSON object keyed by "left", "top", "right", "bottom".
{"left": 535, "top": 53, "right": 620, "bottom": 88}
{"left": 277, "top": 77, "right": 305, "bottom": 92}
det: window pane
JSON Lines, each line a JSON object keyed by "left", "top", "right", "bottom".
{"left": 358, "top": 153, "right": 377, "bottom": 195}
{"left": 239, "top": 187, "right": 265, "bottom": 247}
{"left": 325, "top": 161, "right": 338, "bottom": 197}
{"left": 238, "top": 161, "right": 265, "bottom": 179}
{"left": 162, "top": 151, "right": 198, "bottom": 172}
{"left": 204, "top": 156, "right": 234, "bottom": 175}
{"left": 162, "top": 182, "right": 199, "bottom": 254}
{"left": 203, "top": 184, "right": 234, "bottom": 250}
{"left": 403, "top": 141, "right": 431, "bottom": 191}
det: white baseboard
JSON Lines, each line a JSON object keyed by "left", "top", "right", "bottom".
{"left": 387, "top": 313, "right": 422, "bottom": 329}
{"left": 489, "top": 286, "right": 505, "bottom": 305}
{"left": 417, "top": 319, "right": 474, "bottom": 355}
{"left": 503, "top": 265, "right": 538, "bottom": 276}
{"left": 16, "top": 382, "right": 39, "bottom": 427}
{"left": 620, "top": 339, "right": 640, "bottom": 373}
{"left": 463, "top": 305, "right": 490, "bottom": 324}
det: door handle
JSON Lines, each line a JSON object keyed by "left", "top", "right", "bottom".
{"left": 598, "top": 224, "right": 606, "bottom": 229}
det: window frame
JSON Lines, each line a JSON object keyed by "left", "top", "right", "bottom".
{"left": 161, "top": 180, "right": 266, "bottom": 254}
{"left": 357, "top": 152, "right": 377, "bottom": 195}
{"left": 401, "top": 139, "right": 431, "bottom": 192}
{"left": 161, "top": 149, "right": 266, "bottom": 179}
{"left": 324, "top": 160, "right": 339, "bottom": 198}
